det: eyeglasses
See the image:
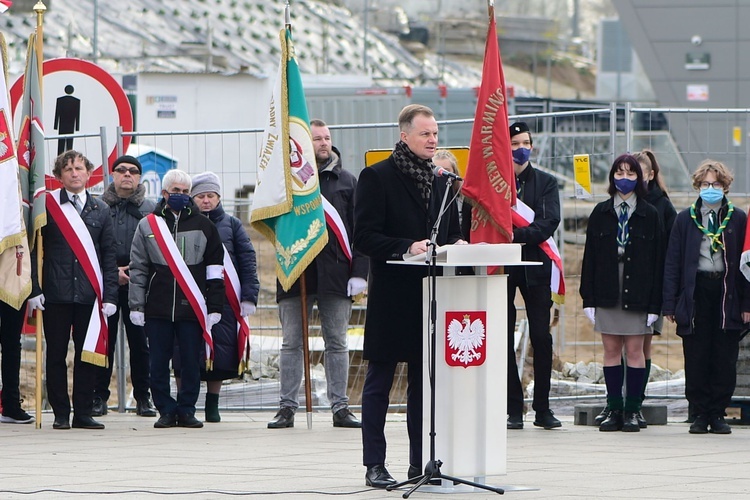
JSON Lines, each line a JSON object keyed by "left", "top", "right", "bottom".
{"left": 113, "top": 166, "right": 140, "bottom": 175}
{"left": 699, "top": 181, "right": 724, "bottom": 189}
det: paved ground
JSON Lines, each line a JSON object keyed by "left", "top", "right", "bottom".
{"left": 1, "top": 405, "right": 749, "bottom": 499}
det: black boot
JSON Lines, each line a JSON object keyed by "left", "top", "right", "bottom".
{"left": 621, "top": 411, "right": 640, "bottom": 432}
{"left": 599, "top": 410, "right": 623, "bottom": 431}
{"left": 594, "top": 405, "right": 610, "bottom": 426}
{"left": 205, "top": 393, "right": 220, "bottom": 423}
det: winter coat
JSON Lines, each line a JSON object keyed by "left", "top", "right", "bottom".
{"left": 580, "top": 196, "right": 664, "bottom": 314}
{"left": 645, "top": 182, "right": 677, "bottom": 239}
{"left": 128, "top": 198, "right": 225, "bottom": 322}
{"left": 353, "top": 155, "right": 463, "bottom": 363}
{"left": 276, "top": 146, "right": 368, "bottom": 301}
{"left": 100, "top": 183, "right": 157, "bottom": 267}
{"left": 32, "top": 189, "right": 118, "bottom": 305}
{"left": 662, "top": 198, "right": 750, "bottom": 336}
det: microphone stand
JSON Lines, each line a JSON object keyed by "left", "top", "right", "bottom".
{"left": 388, "top": 177, "right": 504, "bottom": 498}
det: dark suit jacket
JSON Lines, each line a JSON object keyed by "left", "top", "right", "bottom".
{"left": 354, "top": 156, "right": 463, "bottom": 363}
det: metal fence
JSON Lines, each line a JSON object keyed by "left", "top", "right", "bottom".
{"left": 23, "top": 105, "right": 750, "bottom": 413}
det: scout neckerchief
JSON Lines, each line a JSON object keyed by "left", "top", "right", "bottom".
{"left": 690, "top": 200, "right": 734, "bottom": 253}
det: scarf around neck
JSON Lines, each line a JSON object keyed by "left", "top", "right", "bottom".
{"left": 392, "top": 140, "right": 433, "bottom": 208}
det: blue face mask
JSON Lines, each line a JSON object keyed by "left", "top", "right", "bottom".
{"left": 512, "top": 147, "right": 531, "bottom": 165}
{"left": 699, "top": 186, "right": 724, "bottom": 205}
{"left": 167, "top": 193, "right": 191, "bottom": 212}
{"left": 614, "top": 177, "right": 637, "bottom": 195}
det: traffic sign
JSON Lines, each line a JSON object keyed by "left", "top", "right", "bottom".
{"left": 10, "top": 57, "right": 133, "bottom": 190}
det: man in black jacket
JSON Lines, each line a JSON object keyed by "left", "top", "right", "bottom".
{"left": 28, "top": 150, "right": 119, "bottom": 430}
{"left": 128, "top": 169, "right": 224, "bottom": 429}
{"left": 506, "top": 122, "right": 562, "bottom": 430}
{"left": 268, "top": 119, "right": 368, "bottom": 430}
{"left": 91, "top": 155, "right": 157, "bottom": 418}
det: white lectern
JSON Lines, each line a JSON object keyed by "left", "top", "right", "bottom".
{"left": 397, "top": 243, "right": 538, "bottom": 491}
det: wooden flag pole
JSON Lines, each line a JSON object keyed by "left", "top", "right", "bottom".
{"left": 299, "top": 273, "right": 314, "bottom": 429}
{"left": 32, "top": 0, "right": 45, "bottom": 430}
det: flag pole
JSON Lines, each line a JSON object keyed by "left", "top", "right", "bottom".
{"left": 32, "top": 0, "right": 46, "bottom": 430}
{"left": 284, "top": 0, "right": 313, "bottom": 431}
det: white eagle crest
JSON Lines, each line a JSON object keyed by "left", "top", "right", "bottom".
{"left": 447, "top": 315, "right": 485, "bottom": 365}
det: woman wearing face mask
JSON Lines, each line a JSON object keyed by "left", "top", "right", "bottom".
{"left": 662, "top": 159, "right": 750, "bottom": 435}
{"left": 580, "top": 154, "right": 665, "bottom": 432}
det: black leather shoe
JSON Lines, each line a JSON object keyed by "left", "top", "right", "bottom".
{"left": 52, "top": 416, "right": 70, "bottom": 430}
{"left": 365, "top": 464, "right": 396, "bottom": 489}
{"left": 533, "top": 409, "right": 562, "bottom": 429}
{"left": 333, "top": 408, "right": 362, "bottom": 428}
{"left": 91, "top": 398, "right": 107, "bottom": 417}
{"left": 594, "top": 406, "right": 610, "bottom": 426}
{"left": 599, "top": 409, "right": 623, "bottom": 431}
{"left": 636, "top": 410, "right": 648, "bottom": 429}
{"left": 407, "top": 464, "right": 440, "bottom": 485}
{"left": 72, "top": 415, "right": 105, "bottom": 429}
{"left": 136, "top": 398, "right": 157, "bottom": 417}
{"left": 177, "top": 414, "right": 204, "bottom": 428}
{"left": 154, "top": 413, "right": 177, "bottom": 428}
{"left": 507, "top": 414, "right": 523, "bottom": 429}
{"left": 267, "top": 407, "right": 295, "bottom": 429}
{"left": 709, "top": 416, "right": 732, "bottom": 434}
{"left": 689, "top": 415, "right": 709, "bottom": 434}
{"left": 621, "top": 411, "right": 640, "bottom": 432}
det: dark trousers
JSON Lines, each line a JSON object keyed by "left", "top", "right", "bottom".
{"left": 94, "top": 286, "right": 151, "bottom": 403}
{"left": 507, "top": 272, "right": 553, "bottom": 415}
{"left": 682, "top": 274, "right": 740, "bottom": 418}
{"left": 0, "top": 300, "right": 26, "bottom": 410}
{"left": 145, "top": 318, "right": 201, "bottom": 418}
{"left": 362, "top": 360, "right": 422, "bottom": 468}
{"left": 43, "top": 302, "right": 97, "bottom": 418}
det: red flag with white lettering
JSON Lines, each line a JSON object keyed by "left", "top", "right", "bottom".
{"left": 461, "top": 10, "right": 515, "bottom": 246}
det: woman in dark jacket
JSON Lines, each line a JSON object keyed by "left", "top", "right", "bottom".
{"left": 580, "top": 154, "right": 664, "bottom": 433}
{"left": 662, "top": 159, "right": 750, "bottom": 435}
{"left": 176, "top": 171, "right": 259, "bottom": 422}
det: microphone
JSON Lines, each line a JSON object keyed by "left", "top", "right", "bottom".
{"left": 433, "top": 166, "right": 463, "bottom": 181}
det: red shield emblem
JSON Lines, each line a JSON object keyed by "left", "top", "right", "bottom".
{"left": 0, "top": 108, "right": 14, "bottom": 162}
{"left": 445, "top": 311, "right": 486, "bottom": 368}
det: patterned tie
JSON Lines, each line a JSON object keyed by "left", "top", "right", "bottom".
{"left": 72, "top": 194, "right": 82, "bottom": 215}
{"left": 617, "top": 202, "right": 629, "bottom": 248}
{"left": 708, "top": 210, "right": 717, "bottom": 234}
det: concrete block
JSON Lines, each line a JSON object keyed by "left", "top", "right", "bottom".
{"left": 574, "top": 403, "right": 668, "bottom": 426}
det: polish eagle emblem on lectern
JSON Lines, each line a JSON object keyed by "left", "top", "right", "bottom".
{"left": 445, "top": 311, "right": 486, "bottom": 367}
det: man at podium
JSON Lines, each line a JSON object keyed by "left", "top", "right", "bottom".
{"left": 354, "top": 104, "right": 464, "bottom": 488}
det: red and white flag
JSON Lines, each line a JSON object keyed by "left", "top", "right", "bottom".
{"left": 461, "top": 7, "right": 516, "bottom": 254}
{"left": 740, "top": 219, "right": 750, "bottom": 282}
{"left": 512, "top": 200, "right": 566, "bottom": 304}
{"left": 0, "top": 1, "right": 12, "bottom": 14}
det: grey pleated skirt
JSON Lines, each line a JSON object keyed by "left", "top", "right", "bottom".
{"left": 594, "top": 263, "right": 653, "bottom": 335}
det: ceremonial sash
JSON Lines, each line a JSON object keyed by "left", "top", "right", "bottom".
{"left": 511, "top": 199, "right": 566, "bottom": 304}
{"left": 222, "top": 244, "right": 251, "bottom": 374}
{"left": 46, "top": 190, "right": 108, "bottom": 367}
{"left": 146, "top": 214, "right": 214, "bottom": 368}
{"left": 322, "top": 195, "right": 352, "bottom": 262}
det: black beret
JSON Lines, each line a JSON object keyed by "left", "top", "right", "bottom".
{"left": 509, "top": 121, "right": 530, "bottom": 138}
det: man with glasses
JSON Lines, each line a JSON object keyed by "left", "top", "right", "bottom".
{"left": 92, "top": 155, "right": 157, "bottom": 418}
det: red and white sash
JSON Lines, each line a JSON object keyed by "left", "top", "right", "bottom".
{"left": 46, "top": 190, "right": 109, "bottom": 367}
{"left": 512, "top": 199, "right": 566, "bottom": 304}
{"left": 322, "top": 195, "right": 352, "bottom": 263}
{"left": 146, "top": 214, "right": 214, "bottom": 367}
{"left": 222, "top": 244, "right": 251, "bottom": 374}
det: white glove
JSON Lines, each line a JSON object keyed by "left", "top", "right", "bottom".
{"left": 27, "top": 294, "right": 45, "bottom": 315}
{"left": 102, "top": 303, "right": 117, "bottom": 318}
{"left": 347, "top": 277, "right": 367, "bottom": 297}
{"left": 647, "top": 314, "right": 659, "bottom": 327}
{"left": 240, "top": 301, "right": 256, "bottom": 316}
{"left": 130, "top": 311, "right": 145, "bottom": 326}
{"left": 583, "top": 307, "right": 596, "bottom": 325}
{"left": 207, "top": 312, "right": 222, "bottom": 330}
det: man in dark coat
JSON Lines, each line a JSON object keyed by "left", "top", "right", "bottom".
{"left": 92, "top": 155, "right": 157, "bottom": 418}
{"left": 268, "top": 119, "right": 368, "bottom": 430}
{"left": 353, "top": 105, "right": 464, "bottom": 488}
{"left": 28, "top": 150, "right": 119, "bottom": 430}
{"left": 506, "top": 122, "right": 562, "bottom": 430}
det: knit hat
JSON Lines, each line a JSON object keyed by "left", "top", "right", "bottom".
{"left": 112, "top": 155, "right": 142, "bottom": 174}
{"left": 191, "top": 171, "right": 222, "bottom": 197}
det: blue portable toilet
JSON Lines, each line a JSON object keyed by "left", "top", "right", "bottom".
{"left": 125, "top": 144, "right": 179, "bottom": 200}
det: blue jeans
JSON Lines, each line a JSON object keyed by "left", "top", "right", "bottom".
{"left": 278, "top": 294, "right": 352, "bottom": 413}
{"left": 145, "top": 318, "right": 201, "bottom": 418}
